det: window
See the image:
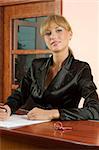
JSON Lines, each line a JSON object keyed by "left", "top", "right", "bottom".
{"left": 12, "top": 17, "right": 51, "bottom": 85}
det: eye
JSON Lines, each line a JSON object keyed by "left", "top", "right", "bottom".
{"left": 56, "top": 29, "right": 63, "bottom": 33}
{"left": 56, "top": 26, "right": 64, "bottom": 33}
{"left": 44, "top": 31, "right": 51, "bottom": 36}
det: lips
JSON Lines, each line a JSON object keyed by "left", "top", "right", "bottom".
{"left": 51, "top": 41, "right": 60, "bottom": 46}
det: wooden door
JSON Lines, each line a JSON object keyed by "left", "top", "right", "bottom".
{"left": 0, "top": 7, "right": 4, "bottom": 101}
{"left": 3, "top": 0, "right": 62, "bottom": 101}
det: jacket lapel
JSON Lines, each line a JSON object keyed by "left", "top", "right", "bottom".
{"left": 35, "top": 57, "right": 52, "bottom": 92}
{"left": 46, "top": 53, "right": 74, "bottom": 91}
{"left": 33, "top": 52, "right": 74, "bottom": 95}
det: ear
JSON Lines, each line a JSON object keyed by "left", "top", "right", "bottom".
{"left": 69, "top": 31, "right": 73, "bottom": 40}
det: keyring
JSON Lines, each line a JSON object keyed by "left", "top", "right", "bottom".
{"left": 54, "top": 121, "right": 72, "bottom": 131}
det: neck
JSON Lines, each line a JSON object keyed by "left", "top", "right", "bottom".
{"left": 52, "top": 48, "right": 69, "bottom": 68}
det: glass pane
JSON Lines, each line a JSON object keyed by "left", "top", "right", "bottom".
{"left": 12, "top": 53, "right": 51, "bottom": 84}
{"left": 13, "top": 16, "right": 47, "bottom": 50}
{"left": 19, "top": 18, "right": 36, "bottom": 23}
{"left": 18, "top": 26, "right": 36, "bottom": 49}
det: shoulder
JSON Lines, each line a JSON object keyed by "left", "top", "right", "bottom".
{"left": 32, "top": 57, "right": 48, "bottom": 65}
{"left": 31, "top": 56, "right": 52, "bottom": 70}
{"left": 71, "top": 58, "right": 91, "bottom": 71}
{"left": 69, "top": 58, "right": 93, "bottom": 79}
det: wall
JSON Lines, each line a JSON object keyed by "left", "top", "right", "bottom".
{"left": 63, "top": 0, "right": 99, "bottom": 94}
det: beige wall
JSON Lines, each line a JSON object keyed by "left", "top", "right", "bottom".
{"left": 63, "top": 0, "right": 99, "bottom": 94}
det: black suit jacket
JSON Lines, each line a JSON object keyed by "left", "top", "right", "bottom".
{"left": 6, "top": 52, "right": 99, "bottom": 120}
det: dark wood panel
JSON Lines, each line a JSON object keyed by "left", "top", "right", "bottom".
{"left": 0, "top": 0, "right": 54, "bottom": 6}
{"left": 4, "top": 1, "right": 56, "bottom": 18}
{"left": 0, "top": 7, "right": 4, "bottom": 101}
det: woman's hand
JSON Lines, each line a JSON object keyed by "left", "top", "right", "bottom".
{"left": 27, "top": 107, "right": 60, "bottom": 120}
{"left": 0, "top": 105, "right": 11, "bottom": 121}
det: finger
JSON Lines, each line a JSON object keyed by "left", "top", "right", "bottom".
{"left": 0, "top": 111, "right": 10, "bottom": 120}
{"left": 27, "top": 113, "right": 37, "bottom": 120}
{"left": 0, "top": 109, "right": 6, "bottom": 113}
{"left": 0, "top": 114, "right": 8, "bottom": 120}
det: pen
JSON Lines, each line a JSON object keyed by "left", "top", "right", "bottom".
{"left": 0, "top": 106, "right": 7, "bottom": 112}
{"left": 16, "top": 108, "right": 29, "bottom": 115}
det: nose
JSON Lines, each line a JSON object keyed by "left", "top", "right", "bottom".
{"left": 49, "top": 31, "right": 57, "bottom": 40}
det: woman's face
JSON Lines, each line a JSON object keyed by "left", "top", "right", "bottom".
{"left": 43, "top": 23, "right": 72, "bottom": 53}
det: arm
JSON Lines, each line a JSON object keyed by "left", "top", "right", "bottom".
{"left": 27, "top": 107, "right": 60, "bottom": 120}
{"left": 5, "top": 66, "right": 32, "bottom": 114}
{"left": 59, "top": 63, "right": 99, "bottom": 120}
{"left": 0, "top": 105, "right": 11, "bottom": 120}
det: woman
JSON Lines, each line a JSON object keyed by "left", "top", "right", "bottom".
{"left": 0, "top": 15, "right": 99, "bottom": 121}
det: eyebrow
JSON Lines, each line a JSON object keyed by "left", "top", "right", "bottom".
{"left": 55, "top": 26, "right": 61, "bottom": 29}
{"left": 46, "top": 26, "right": 62, "bottom": 31}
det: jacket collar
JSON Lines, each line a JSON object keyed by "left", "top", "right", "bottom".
{"left": 62, "top": 50, "right": 74, "bottom": 70}
{"left": 39, "top": 49, "right": 74, "bottom": 72}
{"left": 39, "top": 54, "right": 53, "bottom": 71}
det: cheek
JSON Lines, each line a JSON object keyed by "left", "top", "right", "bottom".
{"left": 44, "top": 37, "right": 48, "bottom": 44}
{"left": 61, "top": 33, "right": 70, "bottom": 42}
{"left": 61, "top": 35, "right": 70, "bottom": 47}
{"left": 44, "top": 38, "right": 51, "bottom": 48}
{"left": 58, "top": 32, "right": 66, "bottom": 39}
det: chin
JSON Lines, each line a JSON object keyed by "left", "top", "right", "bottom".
{"left": 51, "top": 46, "right": 61, "bottom": 51}
{"left": 52, "top": 49, "right": 61, "bottom": 53}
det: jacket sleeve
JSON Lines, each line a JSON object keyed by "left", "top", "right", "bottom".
{"left": 59, "top": 63, "right": 99, "bottom": 120}
{"left": 5, "top": 66, "right": 33, "bottom": 114}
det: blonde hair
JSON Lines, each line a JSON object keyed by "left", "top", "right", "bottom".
{"left": 40, "top": 14, "right": 72, "bottom": 36}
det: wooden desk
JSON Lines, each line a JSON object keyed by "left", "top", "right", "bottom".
{"left": 1, "top": 120, "right": 99, "bottom": 150}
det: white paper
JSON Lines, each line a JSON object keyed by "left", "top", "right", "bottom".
{"left": 0, "top": 114, "right": 50, "bottom": 128}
